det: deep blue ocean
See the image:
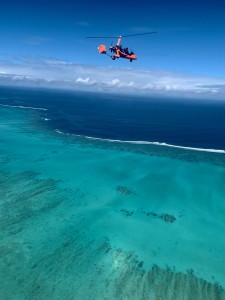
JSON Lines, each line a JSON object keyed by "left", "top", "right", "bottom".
{"left": 1, "top": 86, "right": 225, "bottom": 150}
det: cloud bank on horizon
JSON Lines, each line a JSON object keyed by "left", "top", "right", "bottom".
{"left": 0, "top": 56, "right": 225, "bottom": 99}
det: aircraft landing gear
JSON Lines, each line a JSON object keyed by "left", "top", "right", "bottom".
{"left": 130, "top": 59, "right": 133, "bottom": 62}
{"left": 111, "top": 55, "right": 116, "bottom": 60}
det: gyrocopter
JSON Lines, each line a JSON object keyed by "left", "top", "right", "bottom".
{"left": 86, "top": 32, "right": 157, "bottom": 62}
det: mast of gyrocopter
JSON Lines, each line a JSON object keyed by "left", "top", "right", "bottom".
{"left": 117, "top": 36, "right": 122, "bottom": 45}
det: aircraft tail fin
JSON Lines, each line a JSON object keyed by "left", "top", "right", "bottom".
{"left": 98, "top": 45, "right": 106, "bottom": 54}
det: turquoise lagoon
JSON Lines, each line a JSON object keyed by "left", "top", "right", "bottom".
{"left": 0, "top": 105, "right": 225, "bottom": 299}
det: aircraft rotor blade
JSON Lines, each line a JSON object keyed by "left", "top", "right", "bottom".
{"left": 86, "top": 32, "right": 157, "bottom": 39}
{"left": 86, "top": 36, "right": 120, "bottom": 38}
{"left": 122, "top": 31, "right": 157, "bottom": 37}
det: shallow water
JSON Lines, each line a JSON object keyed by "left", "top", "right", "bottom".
{"left": 1, "top": 102, "right": 225, "bottom": 299}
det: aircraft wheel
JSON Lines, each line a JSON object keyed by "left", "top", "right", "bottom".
{"left": 111, "top": 55, "right": 116, "bottom": 60}
{"left": 130, "top": 59, "right": 133, "bottom": 62}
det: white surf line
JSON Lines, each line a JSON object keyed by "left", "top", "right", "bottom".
{"left": 55, "top": 130, "right": 225, "bottom": 154}
{"left": 84, "top": 136, "right": 225, "bottom": 154}
{"left": 55, "top": 129, "right": 65, "bottom": 134}
{"left": 153, "top": 142, "right": 225, "bottom": 154}
{"left": 55, "top": 129, "right": 71, "bottom": 136}
{"left": 0, "top": 104, "right": 47, "bottom": 111}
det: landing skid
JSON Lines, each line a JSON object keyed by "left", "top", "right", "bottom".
{"left": 108, "top": 53, "right": 132, "bottom": 62}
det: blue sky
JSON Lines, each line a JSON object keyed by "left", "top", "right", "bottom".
{"left": 0, "top": 0, "right": 225, "bottom": 98}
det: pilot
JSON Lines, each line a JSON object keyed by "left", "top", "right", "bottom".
{"left": 124, "top": 47, "right": 129, "bottom": 54}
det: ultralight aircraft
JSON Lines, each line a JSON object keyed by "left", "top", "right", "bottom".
{"left": 86, "top": 32, "right": 157, "bottom": 62}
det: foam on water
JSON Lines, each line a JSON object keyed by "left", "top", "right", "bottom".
{"left": 54, "top": 130, "right": 225, "bottom": 154}
{"left": 82, "top": 135, "right": 225, "bottom": 154}
{"left": 0, "top": 103, "right": 47, "bottom": 111}
{"left": 1, "top": 105, "right": 225, "bottom": 299}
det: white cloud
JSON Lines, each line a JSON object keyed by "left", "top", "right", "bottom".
{"left": 76, "top": 77, "right": 96, "bottom": 85}
{"left": 111, "top": 79, "right": 120, "bottom": 85}
{"left": 0, "top": 56, "right": 225, "bottom": 99}
{"left": 76, "top": 77, "right": 90, "bottom": 83}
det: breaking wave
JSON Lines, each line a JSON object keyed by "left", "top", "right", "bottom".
{"left": 54, "top": 129, "right": 225, "bottom": 154}
{"left": 0, "top": 104, "right": 47, "bottom": 111}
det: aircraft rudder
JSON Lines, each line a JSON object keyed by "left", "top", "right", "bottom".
{"left": 98, "top": 44, "right": 107, "bottom": 54}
